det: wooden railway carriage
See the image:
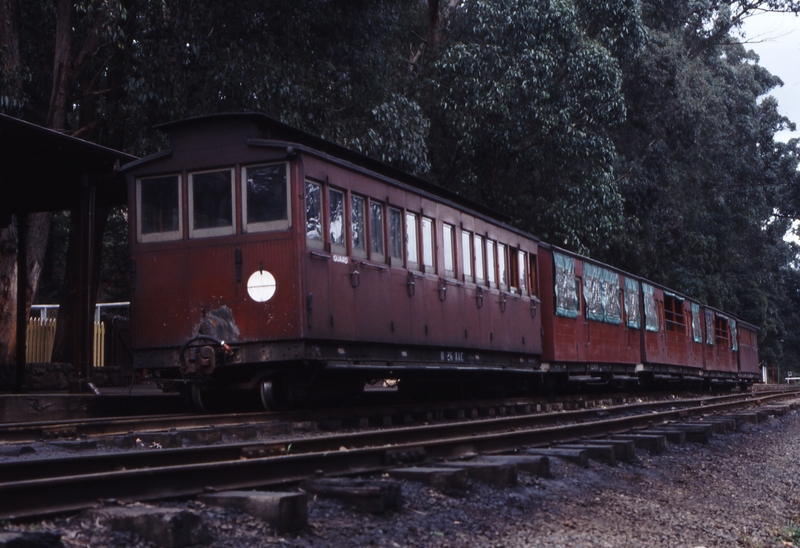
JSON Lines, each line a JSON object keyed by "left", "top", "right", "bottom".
{"left": 124, "top": 113, "right": 758, "bottom": 408}
{"left": 537, "top": 245, "right": 756, "bottom": 388}
{"left": 538, "top": 245, "right": 643, "bottom": 384}
{"left": 123, "top": 113, "right": 544, "bottom": 408}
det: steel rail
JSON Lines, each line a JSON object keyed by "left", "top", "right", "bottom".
{"left": 0, "top": 390, "right": 794, "bottom": 484}
{"left": 0, "top": 392, "right": 797, "bottom": 519}
{"left": 0, "top": 389, "right": 752, "bottom": 442}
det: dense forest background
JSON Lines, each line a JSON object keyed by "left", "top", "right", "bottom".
{"left": 2, "top": 0, "right": 800, "bottom": 374}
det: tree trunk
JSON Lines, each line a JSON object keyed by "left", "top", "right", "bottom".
{"left": 0, "top": 213, "right": 52, "bottom": 364}
{"left": 51, "top": 206, "right": 109, "bottom": 364}
{"left": 47, "top": 0, "right": 74, "bottom": 130}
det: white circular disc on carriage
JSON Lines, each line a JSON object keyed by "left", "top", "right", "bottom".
{"left": 247, "top": 270, "right": 277, "bottom": 302}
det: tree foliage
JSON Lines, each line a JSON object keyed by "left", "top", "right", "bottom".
{"left": 2, "top": 0, "right": 800, "bottom": 372}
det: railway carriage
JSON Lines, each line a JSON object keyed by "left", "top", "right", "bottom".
{"left": 124, "top": 113, "right": 543, "bottom": 408}
{"left": 123, "top": 113, "right": 758, "bottom": 409}
{"left": 538, "top": 245, "right": 644, "bottom": 386}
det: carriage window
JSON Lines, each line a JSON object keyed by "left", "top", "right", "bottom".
{"left": 422, "top": 217, "right": 435, "bottom": 273}
{"left": 715, "top": 316, "right": 729, "bottom": 346}
{"left": 486, "top": 240, "right": 496, "bottom": 288}
{"left": 189, "top": 169, "right": 235, "bottom": 238}
{"left": 137, "top": 174, "right": 182, "bottom": 242}
{"left": 305, "top": 181, "right": 323, "bottom": 248}
{"left": 509, "top": 249, "right": 519, "bottom": 292}
{"left": 370, "top": 200, "right": 385, "bottom": 261}
{"left": 329, "top": 188, "right": 345, "bottom": 254}
{"left": 498, "top": 244, "right": 508, "bottom": 290}
{"left": 351, "top": 195, "right": 367, "bottom": 258}
{"left": 664, "top": 294, "right": 686, "bottom": 334}
{"left": 407, "top": 212, "right": 420, "bottom": 270}
{"left": 518, "top": 251, "right": 527, "bottom": 294}
{"left": 529, "top": 254, "right": 538, "bottom": 296}
{"left": 474, "top": 235, "right": 485, "bottom": 284}
{"left": 243, "top": 163, "right": 290, "bottom": 232}
{"left": 462, "top": 231, "right": 473, "bottom": 282}
{"left": 389, "top": 208, "right": 403, "bottom": 267}
{"left": 443, "top": 224, "right": 455, "bottom": 277}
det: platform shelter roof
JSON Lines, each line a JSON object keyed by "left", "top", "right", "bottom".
{"left": 0, "top": 114, "right": 135, "bottom": 223}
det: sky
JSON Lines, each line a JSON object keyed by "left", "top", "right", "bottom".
{"left": 739, "top": 11, "right": 800, "bottom": 142}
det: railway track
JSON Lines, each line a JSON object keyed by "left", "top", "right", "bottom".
{"left": 1, "top": 389, "right": 797, "bottom": 520}
{"left": 0, "top": 389, "right": 786, "bottom": 443}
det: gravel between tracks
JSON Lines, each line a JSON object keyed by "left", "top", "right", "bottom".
{"left": 8, "top": 408, "right": 800, "bottom": 548}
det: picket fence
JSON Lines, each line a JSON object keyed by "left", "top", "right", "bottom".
{"left": 26, "top": 318, "right": 106, "bottom": 367}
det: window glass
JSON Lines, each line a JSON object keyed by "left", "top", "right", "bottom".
{"left": 351, "top": 195, "right": 366, "bottom": 256}
{"left": 190, "top": 169, "right": 234, "bottom": 238}
{"left": 329, "top": 188, "right": 345, "bottom": 251}
{"left": 529, "top": 254, "right": 538, "bottom": 296}
{"left": 474, "top": 235, "right": 485, "bottom": 283}
{"left": 509, "top": 249, "right": 519, "bottom": 291}
{"left": 139, "top": 175, "right": 181, "bottom": 241}
{"left": 243, "top": 163, "right": 289, "bottom": 231}
{"left": 462, "top": 231, "right": 473, "bottom": 282}
{"left": 518, "top": 251, "right": 527, "bottom": 294}
{"left": 487, "top": 240, "right": 496, "bottom": 288}
{"left": 370, "top": 201, "right": 384, "bottom": 259}
{"left": 422, "top": 217, "right": 434, "bottom": 271}
{"left": 443, "top": 224, "right": 455, "bottom": 276}
{"left": 389, "top": 208, "right": 403, "bottom": 265}
{"left": 305, "top": 181, "right": 323, "bottom": 245}
{"left": 407, "top": 212, "right": 419, "bottom": 269}
{"left": 498, "top": 244, "right": 508, "bottom": 290}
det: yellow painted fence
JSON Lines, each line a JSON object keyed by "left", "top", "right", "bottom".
{"left": 26, "top": 318, "right": 106, "bottom": 366}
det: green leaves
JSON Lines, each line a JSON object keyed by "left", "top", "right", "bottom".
{"left": 429, "top": 0, "right": 637, "bottom": 250}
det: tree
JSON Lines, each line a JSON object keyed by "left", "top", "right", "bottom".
{"left": 599, "top": 0, "right": 800, "bottom": 366}
{"left": 424, "top": 0, "right": 644, "bottom": 251}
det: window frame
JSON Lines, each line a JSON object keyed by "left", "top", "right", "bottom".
{"left": 241, "top": 162, "right": 292, "bottom": 233}
{"left": 517, "top": 250, "right": 527, "bottom": 295}
{"left": 328, "top": 187, "right": 347, "bottom": 255}
{"left": 136, "top": 173, "right": 183, "bottom": 243}
{"left": 369, "top": 199, "right": 385, "bottom": 263}
{"left": 304, "top": 179, "right": 324, "bottom": 250}
{"left": 422, "top": 216, "right": 436, "bottom": 274}
{"left": 509, "top": 248, "right": 519, "bottom": 293}
{"left": 474, "top": 234, "right": 485, "bottom": 285}
{"left": 529, "top": 254, "right": 538, "bottom": 297}
{"left": 498, "top": 243, "right": 508, "bottom": 291}
{"left": 188, "top": 167, "right": 236, "bottom": 239}
{"left": 486, "top": 239, "right": 497, "bottom": 289}
{"left": 715, "top": 316, "right": 729, "bottom": 347}
{"left": 388, "top": 207, "right": 404, "bottom": 267}
{"left": 443, "top": 223, "right": 456, "bottom": 278}
{"left": 406, "top": 211, "right": 420, "bottom": 271}
{"left": 461, "top": 230, "right": 473, "bottom": 283}
{"left": 664, "top": 294, "right": 686, "bottom": 335}
{"left": 351, "top": 194, "right": 368, "bottom": 259}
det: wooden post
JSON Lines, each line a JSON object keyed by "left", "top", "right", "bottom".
{"left": 69, "top": 177, "right": 95, "bottom": 393}
{"left": 14, "top": 213, "right": 27, "bottom": 392}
